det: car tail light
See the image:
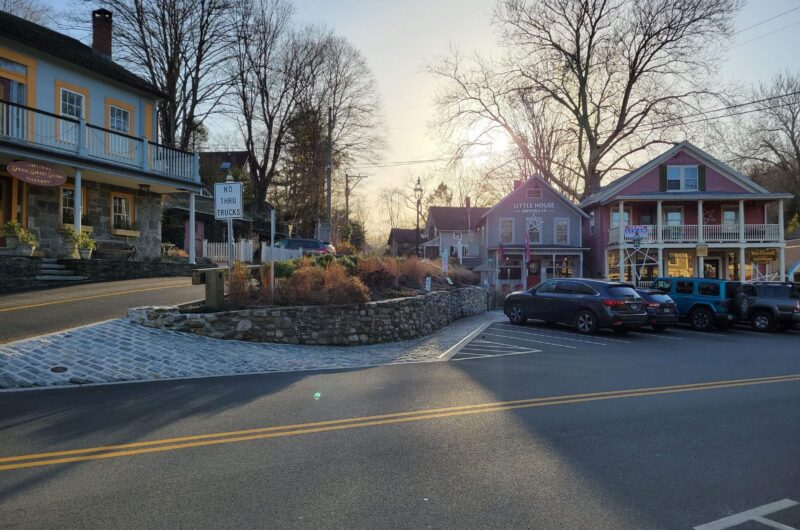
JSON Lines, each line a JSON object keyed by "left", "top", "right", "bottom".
{"left": 646, "top": 302, "right": 660, "bottom": 309}
{"left": 602, "top": 299, "right": 625, "bottom": 308}
{"left": 794, "top": 301, "right": 800, "bottom": 313}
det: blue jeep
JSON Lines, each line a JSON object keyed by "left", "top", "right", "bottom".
{"left": 652, "top": 277, "right": 742, "bottom": 331}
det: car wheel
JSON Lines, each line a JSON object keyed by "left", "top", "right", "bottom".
{"left": 652, "top": 325, "right": 668, "bottom": 332}
{"left": 689, "top": 307, "right": 714, "bottom": 331}
{"left": 508, "top": 303, "right": 527, "bottom": 325}
{"left": 575, "top": 310, "right": 597, "bottom": 335}
{"left": 751, "top": 311, "right": 774, "bottom": 332}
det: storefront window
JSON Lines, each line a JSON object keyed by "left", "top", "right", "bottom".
{"left": 552, "top": 256, "right": 574, "bottom": 278}
{"left": 498, "top": 255, "right": 521, "bottom": 280}
{"left": 61, "top": 188, "right": 75, "bottom": 225}
{"left": 666, "top": 250, "right": 694, "bottom": 277}
{"left": 112, "top": 193, "right": 134, "bottom": 230}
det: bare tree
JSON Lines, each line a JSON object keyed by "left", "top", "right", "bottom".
{"left": 229, "top": 0, "right": 326, "bottom": 214}
{"left": 431, "top": 0, "right": 741, "bottom": 200}
{"left": 78, "top": 0, "right": 232, "bottom": 150}
{"left": 2, "top": 0, "right": 53, "bottom": 25}
{"left": 715, "top": 72, "right": 800, "bottom": 219}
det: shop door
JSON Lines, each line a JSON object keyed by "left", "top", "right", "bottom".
{"left": 704, "top": 257, "right": 722, "bottom": 279}
{"left": 526, "top": 259, "right": 541, "bottom": 288}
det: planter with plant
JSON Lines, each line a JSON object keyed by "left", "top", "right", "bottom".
{"left": 1, "top": 220, "right": 38, "bottom": 255}
{"left": 111, "top": 219, "right": 141, "bottom": 237}
{"left": 76, "top": 231, "right": 96, "bottom": 259}
{"left": 1, "top": 220, "right": 22, "bottom": 250}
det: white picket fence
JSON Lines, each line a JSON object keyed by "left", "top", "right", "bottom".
{"left": 261, "top": 245, "right": 303, "bottom": 262}
{"left": 203, "top": 239, "right": 256, "bottom": 263}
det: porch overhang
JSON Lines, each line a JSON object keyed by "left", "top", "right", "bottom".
{"left": 607, "top": 192, "right": 793, "bottom": 204}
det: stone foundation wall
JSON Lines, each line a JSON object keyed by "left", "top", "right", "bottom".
{"left": 0, "top": 256, "right": 45, "bottom": 292}
{"left": 62, "top": 259, "right": 202, "bottom": 282}
{"left": 129, "top": 286, "right": 489, "bottom": 345}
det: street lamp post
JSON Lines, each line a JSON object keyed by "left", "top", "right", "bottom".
{"left": 414, "top": 177, "right": 423, "bottom": 258}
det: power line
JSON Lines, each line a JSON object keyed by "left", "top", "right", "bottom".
{"left": 733, "top": 6, "right": 800, "bottom": 35}
{"left": 732, "top": 19, "right": 800, "bottom": 48}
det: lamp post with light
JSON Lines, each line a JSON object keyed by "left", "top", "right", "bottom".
{"left": 414, "top": 177, "right": 423, "bottom": 258}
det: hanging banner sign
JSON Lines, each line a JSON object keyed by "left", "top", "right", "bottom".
{"left": 750, "top": 248, "right": 777, "bottom": 263}
{"left": 696, "top": 245, "right": 709, "bottom": 258}
{"left": 6, "top": 161, "right": 66, "bottom": 187}
{"left": 624, "top": 225, "right": 649, "bottom": 239}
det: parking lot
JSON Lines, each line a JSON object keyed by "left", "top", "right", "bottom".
{"left": 451, "top": 319, "right": 800, "bottom": 362}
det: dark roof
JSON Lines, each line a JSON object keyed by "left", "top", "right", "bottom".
{"left": 0, "top": 10, "right": 162, "bottom": 98}
{"left": 427, "top": 206, "right": 490, "bottom": 231}
{"left": 387, "top": 228, "right": 426, "bottom": 245}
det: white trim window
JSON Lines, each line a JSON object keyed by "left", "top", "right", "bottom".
{"left": 610, "top": 210, "right": 631, "bottom": 228}
{"left": 722, "top": 206, "right": 738, "bottom": 226}
{"left": 108, "top": 105, "right": 132, "bottom": 157}
{"left": 499, "top": 218, "right": 514, "bottom": 243}
{"left": 452, "top": 232, "right": 462, "bottom": 241}
{"left": 667, "top": 165, "right": 699, "bottom": 192}
{"left": 59, "top": 88, "right": 84, "bottom": 144}
{"left": 555, "top": 218, "right": 570, "bottom": 245}
{"left": 663, "top": 207, "right": 683, "bottom": 226}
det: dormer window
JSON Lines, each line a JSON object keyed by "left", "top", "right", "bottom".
{"left": 667, "top": 166, "right": 699, "bottom": 192}
{"left": 526, "top": 187, "right": 542, "bottom": 199}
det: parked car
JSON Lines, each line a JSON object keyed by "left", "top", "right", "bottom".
{"left": 652, "top": 277, "right": 741, "bottom": 331}
{"left": 738, "top": 282, "right": 800, "bottom": 331}
{"left": 504, "top": 279, "right": 648, "bottom": 335}
{"left": 322, "top": 241, "right": 336, "bottom": 254}
{"left": 274, "top": 238, "right": 332, "bottom": 255}
{"left": 634, "top": 289, "right": 679, "bottom": 331}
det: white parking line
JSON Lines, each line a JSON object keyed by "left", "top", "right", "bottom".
{"left": 485, "top": 326, "right": 610, "bottom": 346}
{"left": 481, "top": 332, "right": 577, "bottom": 349}
{"left": 494, "top": 323, "right": 632, "bottom": 344}
{"left": 694, "top": 498, "right": 799, "bottom": 530}
{"left": 451, "top": 350, "right": 541, "bottom": 361}
{"left": 628, "top": 331, "right": 683, "bottom": 340}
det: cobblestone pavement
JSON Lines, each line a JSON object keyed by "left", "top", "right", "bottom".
{"left": 0, "top": 312, "right": 503, "bottom": 389}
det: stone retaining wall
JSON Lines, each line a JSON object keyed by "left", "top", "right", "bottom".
{"left": 129, "top": 286, "right": 489, "bottom": 345}
{"left": 0, "top": 256, "right": 45, "bottom": 292}
{"left": 62, "top": 259, "right": 203, "bottom": 283}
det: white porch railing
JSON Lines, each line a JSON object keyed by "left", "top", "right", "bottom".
{"left": 261, "top": 245, "right": 303, "bottom": 262}
{"left": 203, "top": 239, "right": 256, "bottom": 263}
{"left": 610, "top": 223, "right": 781, "bottom": 244}
{"left": 0, "top": 99, "right": 199, "bottom": 183}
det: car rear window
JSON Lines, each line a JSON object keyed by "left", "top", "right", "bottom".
{"left": 646, "top": 293, "right": 673, "bottom": 304}
{"left": 607, "top": 286, "right": 639, "bottom": 298}
{"left": 654, "top": 279, "right": 672, "bottom": 293}
{"left": 698, "top": 282, "right": 720, "bottom": 296}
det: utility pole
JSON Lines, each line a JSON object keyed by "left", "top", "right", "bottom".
{"left": 344, "top": 173, "right": 367, "bottom": 230}
{"left": 325, "top": 106, "right": 333, "bottom": 242}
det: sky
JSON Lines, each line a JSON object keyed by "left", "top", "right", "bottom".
{"left": 46, "top": 0, "right": 800, "bottom": 238}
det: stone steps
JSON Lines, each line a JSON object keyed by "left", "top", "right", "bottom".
{"left": 39, "top": 263, "right": 67, "bottom": 270}
{"left": 34, "top": 275, "right": 89, "bottom": 281}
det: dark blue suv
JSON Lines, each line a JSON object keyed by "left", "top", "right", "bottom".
{"left": 652, "top": 277, "right": 742, "bottom": 331}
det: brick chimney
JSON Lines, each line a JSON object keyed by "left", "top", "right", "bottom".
{"left": 465, "top": 197, "right": 471, "bottom": 209}
{"left": 92, "top": 9, "right": 113, "bottom": 59}
{"left": 513, "top": 179, "right": 523, "bottom": 189}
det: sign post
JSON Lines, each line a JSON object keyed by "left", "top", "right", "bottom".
{"left": 214, "top": 176, "right": 243, "bottom": 269}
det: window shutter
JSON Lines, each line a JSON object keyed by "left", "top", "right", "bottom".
{"left": 659, "top": 165, "right": 667, "bottom": 191}
{"left": 698, "top": 165, "right": 706, "bottom": 191}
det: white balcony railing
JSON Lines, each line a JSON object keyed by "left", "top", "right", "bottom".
{"left": 610, "top": 223, "right": 781, "bottom": 244}
{"left": 0, "top": 99, "right": 199, "bottom": 183}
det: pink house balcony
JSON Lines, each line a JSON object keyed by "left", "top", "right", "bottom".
{"left": 610, "top": 223, "right": 782, "bottom": 245}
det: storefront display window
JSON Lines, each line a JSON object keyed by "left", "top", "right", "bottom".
{"left": 498, "top": 255, "right": 522, "bottom": 280}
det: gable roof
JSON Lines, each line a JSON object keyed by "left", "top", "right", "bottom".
{"left": 427, "top": 206, "right": 490, "bottom": 231}
{"left": 0, "top": 10, "right": 162, "bottom": 98}
{"left": 579, "top": 141, "right": 770, "bottom": 209}
{"left": 477, "top": 174, "right": 589, "bottom": 225}
{"left": 387, "top": 228, "right": 426, "bottom": 245}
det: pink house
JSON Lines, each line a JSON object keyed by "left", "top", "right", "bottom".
{"left": 580, "top": 142, "right": 792, "bottom": 283}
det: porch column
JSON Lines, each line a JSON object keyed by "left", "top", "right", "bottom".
{"left": 698, "top": 255, "right": 704, "bottom": 278}
{"left": 188, "top": 193, "right": 196, "bottom": 265}
{"left": 778, "top": 199, "right": 785, "bottom": 241}
{"left": 618, "top": 201, "right": 625, "bottom": 281}
{"left": 697, "top": 200, "right": 704, "bottom": 243}
{"left": 780, "top": 247, "right": 786, "bottom": 281}
{"left": 738, "top": 200, "right": 745, "bottom": 243}
{"left": 657, "top": 246, "right": 663, "bottom": 277}
{"left": 74, "top": 169, "right": 82, "bottom": 232}
{"left": 603, "top": 249, "right": 609, "bottom": 279}
{"left": 739, "top": 245, "right": 746, "bottom": 282}
{"left": 657, "top": 200, "right": 663, "bottom": 243}
{"left": 578, "top": 253, "right": 583, "bottom": 278}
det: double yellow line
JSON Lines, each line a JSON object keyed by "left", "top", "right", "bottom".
{"left": 2, "top": 373, "right": 799, "bottom": 472}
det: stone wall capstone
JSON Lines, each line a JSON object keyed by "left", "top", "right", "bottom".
{"left": 129, "top": 286, "right": 489, "bottom": 345}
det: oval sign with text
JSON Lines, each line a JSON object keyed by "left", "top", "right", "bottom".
{"left": 6, "top": 161, "right": 67, "bottom": 187}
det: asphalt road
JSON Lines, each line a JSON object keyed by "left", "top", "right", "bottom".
{"left": 0, "top": 278, "right": 205, "bottom": 343}
{"left": 1, "top": 320, "right": 799, "bottom": 528}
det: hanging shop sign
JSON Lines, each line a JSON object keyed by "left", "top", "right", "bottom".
{"left": 6, "top": 161, "right": 66, "bottom": 187}
{"left": 750, "top": 248, "right": 777, "bottom": 263}
{"left": 696, "top": 245, "right": 709, "bottom": 258}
